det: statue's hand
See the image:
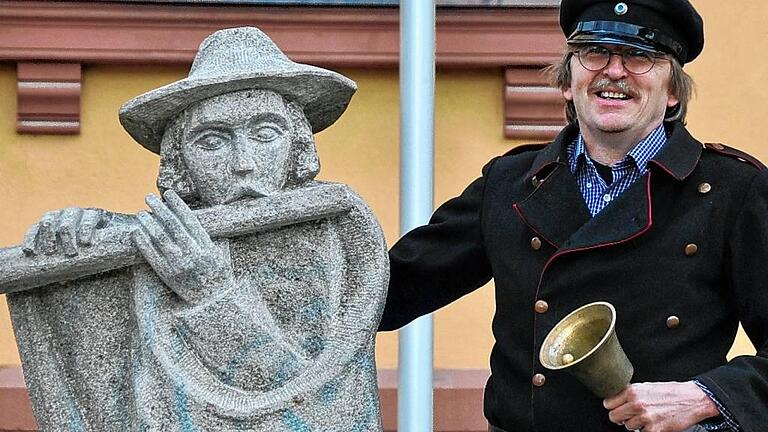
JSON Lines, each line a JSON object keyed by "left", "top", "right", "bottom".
{"left": 131, "top": 190, "right": 235, "bottom": 305}
{"left": 22, "top": 207, "right": 109, "bottom": 257}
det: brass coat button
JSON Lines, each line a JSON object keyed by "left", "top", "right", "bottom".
{"left": 685, "top": 244, "right": 698, "bottom": 256}
{"left": 532, "top": 373, "right": 546, "bottom": 387}
{"left": 534, "top": 300, "right": 549, "bottom": 314}
{"left": 666, "top": 315, "right": 681, "bottom": 329}
{"left": 711, "top": 143, "right": 725, "bottom": 151}
{"left": 698, "top": 183, "right": 712, "bottom": 194}
{"left": 531, "top": 176, "right": 541, "bottom": 188}
{"left": 531, "top": 237, "right": 542, "bottom": 250}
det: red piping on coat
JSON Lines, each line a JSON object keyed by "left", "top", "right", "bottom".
{"left": 512, "top": 203, "right": 559, "bottom": 249}
{"left": 523, "top": 172, "right": 653, "bottom": 420}
{"left": 649, "top": 160, "right": 681, "bottom": 179}
{"left": 526, "top": 160, "right": 560, "bottom": 184}
{"left": 532, "top": 172, "right": 654, "bottom": 296}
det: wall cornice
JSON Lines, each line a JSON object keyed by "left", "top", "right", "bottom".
{"left": 0, "top": 2, "right": 562, "bottom": 68}
{"left": 0, "top": 1, "right": 565, "bottom": 138}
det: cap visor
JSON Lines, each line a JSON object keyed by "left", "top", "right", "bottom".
{"left": 567, "top": 33, "right": 660, "bottom": 53}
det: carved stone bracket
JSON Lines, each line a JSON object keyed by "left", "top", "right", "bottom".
{"left": 504, "top": 66, "right": 566, "bottom": 141}
{"left": 16, "top": 63, "right": 81, "bottom": 135}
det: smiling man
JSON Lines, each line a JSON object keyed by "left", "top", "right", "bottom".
{"left": 380, "top": 1, "right": 768, "bottom": 431}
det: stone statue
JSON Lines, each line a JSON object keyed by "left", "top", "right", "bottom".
{"left": 0, "top": 27, "right": 388, "bottom": 431}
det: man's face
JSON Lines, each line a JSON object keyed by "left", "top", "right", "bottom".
{"left": 181, "top": 89, "right": 293, "bottom": 205}
{"left": 562, "top": 44, "right": 680, "bottom": 139}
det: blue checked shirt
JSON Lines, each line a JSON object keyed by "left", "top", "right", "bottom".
{"left": 567, "top": 124, "right": 741, "bottom": 431}
{"left": 568, "top": 125, "right": 667, "bottom": 216}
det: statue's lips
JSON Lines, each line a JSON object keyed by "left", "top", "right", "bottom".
{"left": 223, "top": 183, "right": 271, "bottom": 204}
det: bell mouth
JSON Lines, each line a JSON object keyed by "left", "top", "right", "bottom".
{"left": 539, "top": 301, "right": 616, "bottom": 370}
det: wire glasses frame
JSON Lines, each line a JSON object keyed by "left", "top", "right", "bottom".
{"left": 574, "top": 45, "right": 670, "bottom": 75}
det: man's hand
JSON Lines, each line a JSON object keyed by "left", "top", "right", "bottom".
{"left": 22, "top": 207, "right": 108, "bottom": 257}
{"left": 604, "top": 381, "right": 720, "bottom": 432}
{"left": 131, "top": 190, "right": 235, "bottom": 305}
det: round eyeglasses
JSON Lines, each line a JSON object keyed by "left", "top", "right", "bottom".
{"left": 574, "top": 45, "right": 670, "bottom": 75}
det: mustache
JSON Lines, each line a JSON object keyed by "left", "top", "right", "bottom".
{"left": 589, "top": 79, "right": 638, "bottom": 98}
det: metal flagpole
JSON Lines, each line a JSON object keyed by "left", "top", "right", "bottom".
{"left": 398, "top": 0, "right": 436, "bottom": 431}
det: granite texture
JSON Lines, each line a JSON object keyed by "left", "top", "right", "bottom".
{"left": 2, "top": 27, "right": 387, "bottom": 432}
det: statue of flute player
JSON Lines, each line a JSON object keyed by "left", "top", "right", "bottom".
{"left": 3, "top": 27, "right": 387, "bottom": 431}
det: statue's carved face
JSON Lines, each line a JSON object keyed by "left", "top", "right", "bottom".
{"left": 181, "top": 90, "right": 293, "bottom": 205}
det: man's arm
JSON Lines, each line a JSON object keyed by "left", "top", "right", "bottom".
{"left": 380, "top": 158, "right": 497, "bottom": 331}
{"left": 605, "top": 169, "right": 768, "bottom": 432}
{"left": 694, "top": 380, "right": 741, "bottom": 431}
{"left": 692, "top": 169, "right": 768, "bottom": 432}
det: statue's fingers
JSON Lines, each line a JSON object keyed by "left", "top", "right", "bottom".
{"left": 22, "top": 223, "right": 40, "bottom": 257}
{"left": 136, "top": 210, "right": 185, "bottom": 263}
{"left": 94, "top": 208, "right": 110, "bottom": 229}
{"left": 131, "top": 228, "right": 170, "bottom": 277}
{"left": 145, "top": 193, "right": 198, "bottom": 252}
{"left": 38, "top": 211, "right": 60, "bottom": 255}
{"left": 56, "top": 207, "right": 83, "bottom": 257}
{"left": 163, "top": 190, "right": 213, "bottom": 249}
{"left": 78, "top": 209, "right": 102, "bottom": 246}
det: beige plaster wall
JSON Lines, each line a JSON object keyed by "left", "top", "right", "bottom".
{"left": 0, "top": 65, "right": 508, "bottom": 368}
{"left": 0, "top": 65, "right": 178, "bottom": 365}
{"left": 0, "top": 0, "right": 764, "bottom": 368}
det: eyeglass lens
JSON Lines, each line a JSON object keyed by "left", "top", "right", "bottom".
{"left": 577, "top": 46, "right": 657, "bottom": 74}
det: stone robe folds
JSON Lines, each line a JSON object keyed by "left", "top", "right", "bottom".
{"left": 4, "top": 183, "right": 388, "bottom": 431}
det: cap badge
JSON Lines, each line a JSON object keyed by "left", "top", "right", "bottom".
{"left": 614, "top": 2, "right": 629, "bottom": 16}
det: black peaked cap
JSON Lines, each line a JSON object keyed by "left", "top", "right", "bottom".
{"left": 560, "top": 0, "right": 704, "bottom": 64}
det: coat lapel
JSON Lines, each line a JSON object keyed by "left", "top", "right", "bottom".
{"left": 513, "top": 124, "right": 592, "bottom": 248}
{"left": 514, "top": 165, "right": 592, "bottom": 248}
{"left": 564, "top": 172, "right": 652, "bottom": 250}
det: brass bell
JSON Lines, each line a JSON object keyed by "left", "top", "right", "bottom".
{"left": 539, "top": 302, "right": 634, "bottom": 398}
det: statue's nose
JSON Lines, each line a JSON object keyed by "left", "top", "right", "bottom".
{"left": 231, "top": 139, "right": 255, "bottom": 174}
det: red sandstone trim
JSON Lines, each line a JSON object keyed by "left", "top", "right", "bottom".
{"left": 504, "top": 66, "right": 566, "bottom": 140}
{"left": 16, "top": 63, "right": 81, "bottom": 135}
{"left": 0, "top": 2, "right": 562, "bottom": 68}
{"left": 0, "top": 367, "right": 489, "bottom": 432}
{"left": 0, "top": 2, "right": 564, "bottom": 138}
{"left": 0, "top": 368, "right": 36, "bottom": 432}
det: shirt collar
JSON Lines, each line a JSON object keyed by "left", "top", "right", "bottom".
{"left": 525, "top": 121, "right": 703, "bottom": 184}
{"left": 568, "top": 124, "right": 668, "bottom": 174}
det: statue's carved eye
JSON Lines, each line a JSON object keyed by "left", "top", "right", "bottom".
{"left": 194, "top": 132, "right": 229, "bottom": 150}
{"left": 251, "top": 124, "right": 284, "bottom": 143}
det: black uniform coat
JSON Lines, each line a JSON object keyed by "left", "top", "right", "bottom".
{"left": 380, "top": 121, "right": 768, "bottom": 432}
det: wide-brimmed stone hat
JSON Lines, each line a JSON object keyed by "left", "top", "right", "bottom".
{"left": 119, "top": 27, "right": 357, "bottom": 154}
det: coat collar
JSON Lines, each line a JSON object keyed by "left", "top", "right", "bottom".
{"left": 648, "top": 121, "right": 703, "bottom": 180}
{"left": 524, "top": 121, "right": 702, "bottom": 184}
{"left": 514, "top": 121, "right": 701, "bottom": 252}
{"left": 523, "top": 123, "right": 577, "bottom": 183}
